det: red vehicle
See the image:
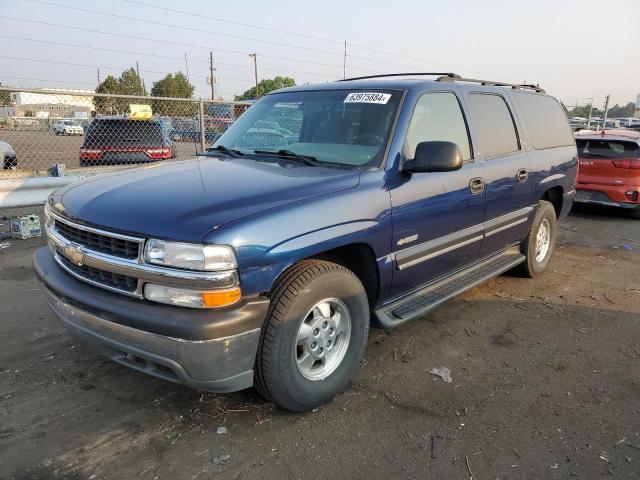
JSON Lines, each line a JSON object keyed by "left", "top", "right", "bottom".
{"left": 575, "top": 129, "right": 640, "bottom": 218}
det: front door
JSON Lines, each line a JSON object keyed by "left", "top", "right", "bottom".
{"left": 388, "top": 91, "right": 486, "bottom": 299}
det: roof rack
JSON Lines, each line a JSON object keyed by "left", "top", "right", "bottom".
{"left": 337, "top": 72, "right": 545, "bottom": 94}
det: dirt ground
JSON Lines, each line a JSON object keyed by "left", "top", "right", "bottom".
{"left": 1, "top": 203, "right": 639, "bottom": 480}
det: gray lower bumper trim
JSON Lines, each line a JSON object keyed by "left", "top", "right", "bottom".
{"left": 42, "top": 286, "right": 260, "bottom": 393}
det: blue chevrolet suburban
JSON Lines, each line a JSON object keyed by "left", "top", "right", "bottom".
{"left": 35, "top": 73, "right": 577, "bottom": 412}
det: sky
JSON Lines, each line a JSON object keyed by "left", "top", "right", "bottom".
{"left": 1, "top": 0, "right": 638, "bottom": 108}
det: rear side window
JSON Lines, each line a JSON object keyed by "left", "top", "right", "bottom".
{"left": 576, "top": 139, "right": 640, "bottom": 159}
{"left": 513, "top": 93, "right": 574, "bottom": 149}
{"left": 404, "top": 92, "right": 472, "bottom": 161}
{"left": 84, "top": 120, "right": 165, "bottom": 147}
{"left": 468, "top": 94, "right": 519, "bottom": 158}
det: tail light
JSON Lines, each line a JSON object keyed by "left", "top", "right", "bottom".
{"left": 625, "top": 190, "right": 639, "bottom": 202}
{"left": 612, "top": 158, "right": 640, "bottom": 169}
{"left": 80, "top": 148, "right": 102, "bottom": 160}
{"left": 145, "top": 147, "right": 172, "bottom": 159}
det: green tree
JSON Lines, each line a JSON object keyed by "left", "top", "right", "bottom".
{"left": 94, "top": 75, "right": 120, "bottom": 115}
{"left": 608, "top": 102, "right": 635, "bottom": 118}
{"left": 150, "top": 72, "right": 196, "bottom": 116}
{"left": 93, "top": 68, "right": 148, "bottom": 115}
{"left": 118, "top": 67, "right": 147, "bottom": 96}
{"left": 234, "top": 76, "right": 296, "bottom": 101}
{"left": 0, "top": 82, "right": 11, "bottom": 106}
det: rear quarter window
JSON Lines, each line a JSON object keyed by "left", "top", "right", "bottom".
{"left": 513, "top": 93, "right": 574, "bottom": 149}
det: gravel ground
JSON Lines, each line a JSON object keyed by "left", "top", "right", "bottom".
{"left": 0, "top": 203, "right": 639, "bottom": 480}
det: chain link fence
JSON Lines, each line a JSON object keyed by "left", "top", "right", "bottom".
{"left": 0, "top": 87, "right": 251, "bottom": 178}
{"left": 0, "top": 87, "right": 250, "bottom": 236}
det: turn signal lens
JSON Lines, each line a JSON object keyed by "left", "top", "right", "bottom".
{"left": 144, "top": 284, "right": 241, "bottom": 308}
{"left": 202, "top": 288, "right": 242, "bottom": 308}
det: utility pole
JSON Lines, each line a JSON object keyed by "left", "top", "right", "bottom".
{"left": 136, "top": 61, "right": 146, "bottom": 92}
{"left": 249, "top": 53, "right": 259, "bottom": 99}
{"left": 343, "top": 41, "right": 347, "bottom": 79}
{"left": 209, "top": 52, "right": 216, "bottom": 101}
{"left": 184, "top": 52, "right": 190, "bottom": 82}
{"left": 587, "top": 97, "right": 593, "bottom": 129}
{"left": 602, "top": 95, "right": 610, "bottom": 130}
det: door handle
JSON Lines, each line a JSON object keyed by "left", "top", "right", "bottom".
{"left": 469, "top": 177, "right": 484, "bottom": 194}
{"left": 516, "top": 168, "right": 528, "bottom": 182}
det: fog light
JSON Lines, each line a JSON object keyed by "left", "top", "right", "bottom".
{"left": 144, "top": 284, "right": 241, "bottom": 308}
{"left": 625, "top": 190, "right": 638, "bottom": 202}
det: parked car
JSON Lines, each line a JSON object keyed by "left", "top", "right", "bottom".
{"left": 0, "top": 140, "right": 17, "bottom": 169}
{"left": 168, "top": 118, "right": 219, "bottom": 143}
{"left": 79, "top": 117, "right": 174, "bottom": 167}
{"left": 53, "top": 120, "right": 84, "bottom": 135}
{"left": 35, "top": 74, "right": 577, "bottom": 412}
{"left": 574, "top": 129, "right": 640, "bottom": 218}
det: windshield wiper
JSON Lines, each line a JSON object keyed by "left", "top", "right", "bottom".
{"left": 253, "top": 149, "right": 321, "bottom": 167}
{"left": 206, "top": 145, "right": 244, "bottom": 158}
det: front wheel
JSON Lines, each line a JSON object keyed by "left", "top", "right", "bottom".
{"left": 516, "top": 200, "right": 557, "bottom": 277}
{"left": 254, "top": 260, "right": 369, "bottom": 412}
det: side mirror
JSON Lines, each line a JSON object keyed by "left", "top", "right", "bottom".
{"left": 403, "top": 141, "right": 464, "bottom": 173}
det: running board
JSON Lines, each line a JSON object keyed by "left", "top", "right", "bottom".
{"left": 375, "top": 247, "right": 525, "bottom": 329}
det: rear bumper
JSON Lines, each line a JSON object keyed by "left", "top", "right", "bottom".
{"left": 34, "top": 247, "right": 269, "bottom": 392}
{"left": 575, "top": 185, "right": 639, "bottom": 210}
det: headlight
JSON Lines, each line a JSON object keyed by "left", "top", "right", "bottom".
{"left": 144, "top": 239, "right": 237, "bottom": 271}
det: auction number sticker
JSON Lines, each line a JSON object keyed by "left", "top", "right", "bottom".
{"left": 343, "top": 92, "right": 391, "bottom": 104}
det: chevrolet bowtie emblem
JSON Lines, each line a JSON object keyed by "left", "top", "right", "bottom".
{"left": 64, "top": 244, "right": 84, "bottom": 266}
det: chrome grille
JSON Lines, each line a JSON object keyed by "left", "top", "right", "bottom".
{"left": 58, "top": 255, "right": 138, "bottom": 293}
{"left": 52, "top": 215, "right": 142, "bottom": 260}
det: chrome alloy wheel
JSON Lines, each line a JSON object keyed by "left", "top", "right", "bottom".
{"left": 295, "top": 298, "right": 352, "bottom": 381}
{"left": 535, "top": 218, "right": 551, "bottom": 263}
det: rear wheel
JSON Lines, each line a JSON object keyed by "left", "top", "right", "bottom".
{"left": 516, "top": 200, "right": 557, "bottom": 277}
{"left": 254, "top": 260, "right": 369, "bottom": 412}
{"left": 630, "top": 207, "right": 640, "bottom": 220}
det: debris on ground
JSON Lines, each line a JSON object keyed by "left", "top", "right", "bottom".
{"left": 428, "top": 367, "right": 452, "bottom": 383}
{"left": 216, "top": 426, "right": 227, "bottom": 435}
{"left": 0, "top": 241, "right": 11, "bottom": 249}
{"left": 212, "top": 454, "right": 231, "bottom": 465}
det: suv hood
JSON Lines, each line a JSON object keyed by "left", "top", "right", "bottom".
{"left": 52, "top": 158, "right": 360, "bottom": 242}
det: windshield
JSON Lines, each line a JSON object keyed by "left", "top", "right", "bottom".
{"left": 211, "top": 89, "right": 402, "bottom": 167}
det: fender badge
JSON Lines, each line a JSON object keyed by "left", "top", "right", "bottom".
{"left": 397, "top": 234, "right": 418, "bottom": 246}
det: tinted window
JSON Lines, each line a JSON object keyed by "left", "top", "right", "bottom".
{"left": 576, "top": 139, "right": 640, "bottom": 159}
{"left": 468, "top": 94, "right": 519, "bottom": 158}
{"left": 404, "top": 92, "right": 472, "bottom": 160}
{"left": 84, "top": 120, "right": 165, "bottom": 147}
{"left": 514, "top": 93, "right": 574, "bottom": 149}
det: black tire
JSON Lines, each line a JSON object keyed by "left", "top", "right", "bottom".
{"left": 630, "top": 206, "right": 640, "bottom": 220}
{"left": 516, "top": 200, "right": 557, "bottom": 278}
{"left": 254, "top": 260, "right": 369, "bottom": 412}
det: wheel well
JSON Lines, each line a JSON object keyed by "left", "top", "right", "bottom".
{"left": 541, "top": 186, "right": 563, "bottom": 218}
{"left": 310, "top": 243, "right": 379, "bottom": 309}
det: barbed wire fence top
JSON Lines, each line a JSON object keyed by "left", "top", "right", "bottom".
{"left": 0, "top": 86, "right": 251, "bottom": 179}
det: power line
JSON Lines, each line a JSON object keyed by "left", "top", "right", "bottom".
{"left": 0, "top": 55, "right": 253, "bottom": 83}
{"left": 123, "top": 0, "right": 342, "bottom": 45}
{"left": 0, "top": 36, "right": 342, "bottom": 80}
{"left": 0, "top": 17, "right": 356, "bottom": 75}
{"left": 26, "top": 0, "right": 347, "bottom": 58}
{"left": 118, "top": 0, "right": 516, "bottom": 80}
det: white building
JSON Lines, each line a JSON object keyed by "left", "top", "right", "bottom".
{"left": 10, "top": 89, "right": 94, "bottom": 109}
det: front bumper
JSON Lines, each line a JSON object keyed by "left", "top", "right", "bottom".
{"left": 34, "top": 247, "right": 270, "bottom": 392}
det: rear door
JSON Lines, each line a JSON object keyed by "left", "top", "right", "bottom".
{"left": 465, "top": 92, "right": 533, "bottom": 256}
{"left": 576, "top": 138, "right": 637, "bottom": 186}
